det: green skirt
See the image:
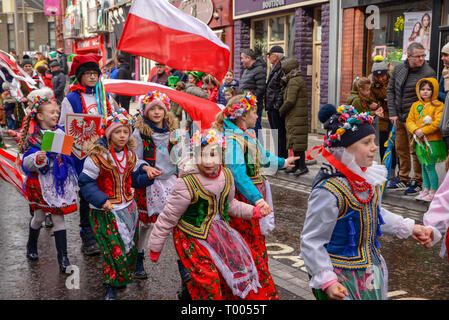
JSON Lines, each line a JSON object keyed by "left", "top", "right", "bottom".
{"left": 89, "top": 204, "right": 139, "bottom": 287}
{"left": 415, "top": 140, "right": 447, "bottom": 166}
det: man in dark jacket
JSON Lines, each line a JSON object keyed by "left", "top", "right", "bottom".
{"left": 49, "top": 60, "right": 67, "bottom": 105}
{"left": 239, "top": 48, "right": 267, "bottom": 135}
{"left": 265, "top": 45, "right": 287, "bottom": 159}
{"left": 151, "top": 62, "right": 169, "bottom": 86}
{"left": 387, "top": 42, "right": 436, "bottom": 195}
{"left": 116, "top": 54, "right": 132, "bottom": 112}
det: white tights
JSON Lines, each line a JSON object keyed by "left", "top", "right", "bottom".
{"left": 138, "top": 222, "right": 152, "bottom": 253}
{"left": 30, "top": 209, "right": 66, "bottom": 232}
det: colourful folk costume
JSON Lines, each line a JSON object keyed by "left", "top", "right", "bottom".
{"left": 78, "top": 111, "right": 152, "bottom": 291}
{"left": 148, "top": 130, "right": 278, "bottom": 300}
{"left": 301, "top": 105, "right": 420, "bottom": 300}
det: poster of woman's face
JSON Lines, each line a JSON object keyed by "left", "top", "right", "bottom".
{"left": 402, "top": 11, "right": 432, "bottom": 60}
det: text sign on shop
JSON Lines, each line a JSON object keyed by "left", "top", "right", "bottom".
{"left": 44, "top": 0, "right": 60, "bottom": 16}
{"left": 262, "top": 0, "right": 286, "bottom": 10}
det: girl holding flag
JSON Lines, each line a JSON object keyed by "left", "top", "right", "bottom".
{"left": 18, "top": 87, "right": 78, "bottom": 273}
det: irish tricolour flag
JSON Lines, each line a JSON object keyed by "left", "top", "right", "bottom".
{"left": 117, "top": 0, "right": 230, "bottom": 81}
{"left": 41, "top": 131, "right": 74, "bottom": 156}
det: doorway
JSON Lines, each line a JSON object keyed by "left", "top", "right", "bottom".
{"left": 311, "top": 7, "right": 322, "bottom": 133}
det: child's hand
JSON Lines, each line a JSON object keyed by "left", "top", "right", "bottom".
{"left": 143, "top": 165, "right": 163, "bottom": 179}
{"left": 374, "top": 107, "right": 384, "bottom": 117}
{"left": 36, "top": 151, "right": 47, "bottom": 164}
{"left": 369, "top": 102, "right": 378, "bottom": 110}
{"left": 324, "top": 282, "right": 349, "bottom": 300}
{"left": 102, "top": 200, "right": 113, "bottom": 211}
{"left": 412, "top": 225, "right": 433, "bottom": 248}
{"left": 259, "top": 205, "right": 273, "bottom": 217}
{"left": 283, "top": 156, "right": 300, "bottom": 168}
{"left": 255, "top": 199, "right": 272, "bottom": 216}
{"left": 415, "top": 129, "right": 424, "bottom": 138}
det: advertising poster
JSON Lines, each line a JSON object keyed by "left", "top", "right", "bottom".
{"left": 402, "top": 11, "right": 432, "bottom": 60}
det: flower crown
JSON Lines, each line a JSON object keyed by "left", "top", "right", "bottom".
{"left": 190, "top": 129, "right": 226, "bottom": 148}
{"left": 223, "top": 91, "right": 257, "bottom": 120}
{"left": 29, "top": 96, "right": 50, "bottom": 118}
{"left": 325, "top": 105, "right": 374, "bottom": 147}
{"left": 102, "top": 109, "right": 134, "bottom": 130}
{"left": 139, "top": 91, "right": 170, "bottom": 115}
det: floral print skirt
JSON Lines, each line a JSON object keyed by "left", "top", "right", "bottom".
{"left": 89, "top": 208, "right": 139, "bottom": 287}
{"left": 173, "top": 226, "right": 279, "bottom": 300}
{"left": 24, "top": 175, "right": 77, "bottom": 215}
{"left": 134, "top": 188, "right": 158, "bottom": 224}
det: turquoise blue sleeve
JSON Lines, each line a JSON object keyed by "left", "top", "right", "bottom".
{"left": 257, "top": 140, "right": 286, "bottom": 169}
{"left": 225, "top": 138, "right": 263, "bottom": 204}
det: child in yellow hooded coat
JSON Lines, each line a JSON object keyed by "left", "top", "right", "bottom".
{"left": 406, "top": 77, "right": 447, "bottom": 202}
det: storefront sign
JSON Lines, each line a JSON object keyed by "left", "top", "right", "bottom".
{"left": 262, "top": 0, "right": 286, "bottom": 9}
{"left": 234, "top": 0, "right": 326, "bottom": 18}
{"left": 77, "top": 38, "right": 100, "bottom": 50}
{"left": 44, "top": 0, "right": 60, "bottom": 16}
{"left": 179, "top": 0, "right": 214, "bottom": 24}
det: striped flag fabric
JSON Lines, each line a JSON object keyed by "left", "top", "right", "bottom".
{"left": 0, "top": 147, "right": 25, "bottom": 197}
{"left": 117, "top": 0, "right": 230, "bottom": 81}
{"left": 41, "top": 131, "right": 74, "bottom": 156}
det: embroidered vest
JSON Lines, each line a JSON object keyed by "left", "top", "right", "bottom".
{"left": 315, "top": 177, "right": 385, "bottom": 270}
{"left": 91, "top": 152, "right": 137, "bottom": 205}
{"left": 227, "top": 133, "right": 264, "bottom": 185}
{"left": 140, "top": 133, "right": 175, "bottom": 168}
{"left": 177, "top": 167, "right": 232, "bottom": 240}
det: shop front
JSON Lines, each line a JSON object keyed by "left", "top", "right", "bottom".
{"left": 233, "top": 0, "right": 329, "bottom": 132}
{"left": 340, "top": 0, "right": 444, "bottom": 103}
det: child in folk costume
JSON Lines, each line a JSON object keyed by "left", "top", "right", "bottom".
{"left": 78, "top": 109, "right": 153, "bottom": 300}
{"left": 19, "top": 88, "right": 78, "bottom": 273}
{"left": 148, "top": 129, "right": 277, "bottom": 300}
{"left": 406, "top": 78, "right": 447, "bottom": 202}
{"left": 212, "top": 93, "right": 298, "bottom": 279}
{"left": 132, "top": 91, "right": 179, "bottom": 279}
{"left": 300, "top": 104, "right": 434, "bottom": 300}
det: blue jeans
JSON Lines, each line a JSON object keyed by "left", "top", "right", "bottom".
{"left": 6, "top": 116, "right": 16, "bottom": 130}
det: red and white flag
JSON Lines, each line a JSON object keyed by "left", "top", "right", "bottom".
{"left": 103, "top": 79, "right": 221, "bottom": 129}
{"left": 0, "top": 148, "right": 25, "bottom": 197}
{"left": 117, "top": 0, "right": 230, "bottom": 81}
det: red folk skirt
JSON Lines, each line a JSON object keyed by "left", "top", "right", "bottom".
{"left": 173, "top": 226, "right": 279, "bottom": 300}
{"left": 24, "top": 175, "right": 77, "bottom": 215}
{"left": 134, "top": 188, "right": 157, "bottom": 224}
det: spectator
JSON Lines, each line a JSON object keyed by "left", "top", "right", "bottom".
{"left": 169, "top": 81, "right": 186, "bottom": 124}
{"left": 203, "top": 74, "right": 220, "bottom": 103}
{"left": 116, "top": 54, "right": 133, "bottom": 112}
{"left": 169, "top": 67, "right": 188, "bottom": 83}
{"left": 34, "top": 52, "right": 48, "bottom": 70}
{"left": 151, "top": 62, "right": 169, "bottom": 86}
{"left": 2, "top": 82, "right": 18, "bottom": 129}
{"left": 36, "top": 64, "right": 53, "bottom": 90}
{"left": 438, "top": 42, "right": 449, "bottom": 102}
{"left": 265, "top": 45, "right": 288, "bottom": 159}
{"left": 57, "top": 48, "right": 69, "bottom": 75}
{"left": 224, "top": 86, "right": 237, "bottom": 104}
{"left": 217, "top": 70, "right": 239, "bottom": 105}
{"left": 187, "top": 71, "right": 204, "bottom": 88}
{"left": 49, "top": 60, "right": 67, "bottom": 105}
{"left": 387, "top": 42, "right": 436, "bottom": 195}
{"left": 347, "top": 77, "right": 377, "bottom": 114}
{"left": 370, "top": 56, "right": 398, "bottom": 186}
{"left": 279, "top": 57, "right": 309, "bottom": 176}
{"left": 239, "top": 48, "right": 267, "bottom": 135}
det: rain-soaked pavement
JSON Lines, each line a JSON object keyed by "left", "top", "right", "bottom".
{"left": 1, "top": 177, "right": 449, "bottom": 300}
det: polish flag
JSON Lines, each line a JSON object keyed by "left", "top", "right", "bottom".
{"left": 117, "top": 0, "right": 230, "bottom": 81}
{"left": 103, "top": 79, "right": 222, "bottom": 129}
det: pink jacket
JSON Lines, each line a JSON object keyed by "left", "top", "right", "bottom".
{"left": 148, "top": 161, "right": 257, "bottom": 254}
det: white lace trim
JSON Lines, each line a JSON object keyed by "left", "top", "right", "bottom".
{"left": 38, "top": 170, "right": 79, "bottom": 207}
{"left": 145, "top": 175, "right": 177, "bottom": 216}
{"left": 395, "top": 217, "right": 415, "bottom": 239}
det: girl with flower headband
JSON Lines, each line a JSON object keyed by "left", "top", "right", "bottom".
{"left": 131, "top": 90, "right": 181, "bottom": 280}
{"left": 300, "top": 104, "right": 434, "bottom": 300}
{"left": 18, "top": 87, "right": 78, "bottom": 274}
{"left": 213, "top": 92, "right": 298, "bottom": 299}
{"left": 148, "top": 128, "right": 277, "bottom": 300}
{"left": 78, "top": 108, "right": 153, "bottom": 300}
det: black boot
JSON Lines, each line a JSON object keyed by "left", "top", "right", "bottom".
{"left": 26, "top": 225, "right": 40, "bottom": 261}
{"left": 80, "top": 227, "right": 100, "bottom": 255}
{"left": 134, "top": 252, "right": 148, "bottom": 279}
{"left": 54, "top": 229, "right": 71, "bottom": 273}
{"left": 176, "top": 259, "right": 192, "bottom": 300}
{"left": 104, "top": 284, "right": 116, "bottom": 300}
{"left": 45, "top": 214, "right": 53, "bottom": 228}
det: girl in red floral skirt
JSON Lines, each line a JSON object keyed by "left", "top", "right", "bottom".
{"left": 19, "top": 88, "right": 78, "bottom": 273}
{"left": 148, "top": 129, "right": 278, "bottom": 300}
{"left": 78, "top": 109, "right": 153, "bottom": 300}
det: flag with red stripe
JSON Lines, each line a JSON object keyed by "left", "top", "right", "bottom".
{"left": 117, "top": 0, "right": 230, "bottom": 81}
{"left": 0, "top": 147, "right": 26, "bottom": 198}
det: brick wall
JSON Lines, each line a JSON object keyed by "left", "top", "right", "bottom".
{"left": 340, "top": 7, "right": 365, "bottom": 105}
{"left": 320, "top": 3, "right": 330, "bottom": 106}
{"left": 233, "top": 18, "right": 250, "bottom": 79}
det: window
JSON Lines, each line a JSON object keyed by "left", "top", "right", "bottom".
{"left": 28, "top": 23, "right": 35, "bottom": 51}
{"left": 48, "top": 22, "right": 56, "bottom": 50}
{"left": 7, "top": 23, "right": 14, "bottom": 51}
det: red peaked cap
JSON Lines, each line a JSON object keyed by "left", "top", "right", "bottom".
{"left": 69, "top": 54, "right": 102, "bottom": 77}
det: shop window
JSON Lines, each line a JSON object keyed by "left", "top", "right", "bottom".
{"left": 368, "top": 0, "right": 433, "bottom": 70}
{"left": 28, "top": 23, "right": 35, "bottom": 51}
{"left": 48, "top": 22, "right": 56, "bottom": 50}
{"left": 7, "top": 23, "right": 15, "bottom": 51}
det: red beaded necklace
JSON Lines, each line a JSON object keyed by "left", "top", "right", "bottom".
{"left": 347, "top": 178, "right": 373, "bottom": 204}
{"left": 236, "top": 125, "right": 256, "bottom": 139}
{"left": 110, "top": 146, "right": 129, "bottom": 174}
{"left": 200, "top": 165, "right": 222, "bottom": 179}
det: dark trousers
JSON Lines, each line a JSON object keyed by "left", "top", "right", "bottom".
{"left": 254, "top": 106, "right": 263, "bottom": 139}
{"left": 294, "top": 150, "right": 306, "bottom": 170}
{"left": 267, "top": 110, "right": 288, "bottom": 159}
{"left": 78, "top": 191, "right": 91, "bottom": 229}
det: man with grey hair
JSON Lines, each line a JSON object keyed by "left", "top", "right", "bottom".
{"left": 239, "top": 48, "right": 267, "bottom": 135}
{"left": 387, "top": 42, "right": 436, "bottom": 195}
{"left": 265, "top": 46, "right": 288, "bottom": 159}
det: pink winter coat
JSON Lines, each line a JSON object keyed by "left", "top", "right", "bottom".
{"left": 149, "top": 161, "right": 257, "bottom": 254}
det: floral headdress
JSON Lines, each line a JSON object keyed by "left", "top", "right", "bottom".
{"left": 324, "top": 105, "right": 374, "bottom": 147}
{"left": 223, "top": 91, "right": 257, "bottom": 120}
{"left": 28, "top": 96, "right": 50, "bottom": 119}
{"left": 190, "top": 129, "right": 226, "bottom": 149}
{"left": 101, "top": 109, "right": 134, "bottom": 139}
{"left": 139, "top": 91, "right": 171, "bottom": 116}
